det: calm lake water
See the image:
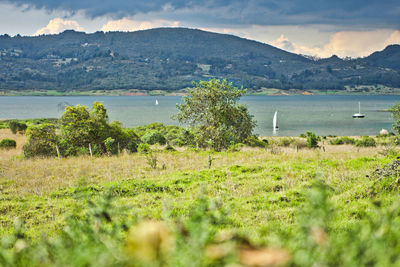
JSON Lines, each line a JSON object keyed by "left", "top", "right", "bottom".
{"left": 1, "top": 95, "right": 399, "bottom": 136}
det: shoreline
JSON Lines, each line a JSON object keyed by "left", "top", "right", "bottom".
{"left": 1, "top": 87, "right": 400, "bottom": 97}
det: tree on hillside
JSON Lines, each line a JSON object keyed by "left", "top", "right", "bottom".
{"left": 174, "top": 79, "right": 256, "bottom": 151}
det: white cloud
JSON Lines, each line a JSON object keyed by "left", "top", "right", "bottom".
{"left": 101, "top": 18, "right": 180, "bottom": 32}
{"left": 270, "top": 30, "right": 400, "bottom": 58}
{"left": 385, "top": 30, "right": 400, "bottom": 46}
{"left": 34, "top": 18, "right": 84, "bottom": 36}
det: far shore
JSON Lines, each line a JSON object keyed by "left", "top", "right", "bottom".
{"left": 1, "top": 86, "right": 400, "bottom": 97}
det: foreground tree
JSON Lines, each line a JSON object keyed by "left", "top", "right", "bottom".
{"left": 174, "top": 79, "right": 256, "bottom": 151}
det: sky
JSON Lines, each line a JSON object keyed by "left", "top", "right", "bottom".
{"left": 0, "top": 0, "right": 399, "bottom": 58}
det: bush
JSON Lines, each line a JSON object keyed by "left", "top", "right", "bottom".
{"left": 8, "top": 120, "right": 27, "bottom": 134}
{"left": 142, "top": 130, "right": 167, "bottom": 145}
{"left": 23, "top": 124, "right": 59, "bottom": 158}
{"left": 306, "top": 131, "right": 319, "bottom": 148}
{"left": 341, "top": 136, "right": 356, "bottom": 144}
{"left": 279, "top": 137, "right": 293, "bottom": 147}
{"left": 138, "top": 143, "right": 151, "bottom": 153}
{"left": 244, "top": 135, "right": 267, "bottom": 147}
{"left": 164, "top": 144, "right": 176, "bottom": 151}
{"left": 330, "top": 136, "right": 356, "bottom": 145}
{"left": 104, "top": 137, "right": 117, "bottom": 155}
{"left": 0, "top": 139, "right": 16, "bottom": 149}
{"left": 330, "top": 138, "right": 344, "bottom": 145}
{"left": 227, "top": 142, "right": 245, "bottom": 152}
{"left": 356, "top": 136, "right": 376, "bottom": 147}
{"left": 126, "top": 140, "right": 138, "bottom": 153}
{"left": 292, "top": 138, "right": 307, "bottom": 149}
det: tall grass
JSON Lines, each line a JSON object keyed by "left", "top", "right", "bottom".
{"left": 1, "top": 129, "right": 399, "bottom": 266}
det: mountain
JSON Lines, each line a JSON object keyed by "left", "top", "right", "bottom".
{"left": 0, "top": 28, "right": 399, "bottom": 92}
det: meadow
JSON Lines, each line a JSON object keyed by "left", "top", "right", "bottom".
{"left": 1, "top": 128, "right": 400, "bottom": 266}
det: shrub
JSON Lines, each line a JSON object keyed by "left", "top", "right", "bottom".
{"left": 356, "top": 136, "right": 376, "bottom": 147}
{"left": 244, "top": 135, "right": 267, "bottom": 147}
{"left": 126, "top": 140, "right": 138, "bottom": 153}
{"left": 23, "top": 124, "right": 59, "bottom": 158}
{"left": 138, "top": 143, "right": 151, "bottom": 153}
{"left": 145, "top": 152, "right": 158, "bottom": 169}
{"left": 227, "top": 142, "right": 245, "bottom": 152}
{"left": 169, "top": 138, "right": 185, "bottom": 147}
{"left": 164, "top": 144, "right": 176, "bottom": 151}
{"left": 306, "top": 131, "right": 319, "bottom": 148}
{"left": 0, "top": 139, "right": 16, "bottom": 149}
{"left": 76, "top": 147, "right": 90, "bottom": 156}
{"left": 292, "top": 138, "right": 307, "bottom": 149}
{"left": 330, "top": 137, "right": 355, "bottom": 145}
{"left": 142, "top": 130, "right": 166, "bottom": 145}
{"left": 8, "top": 120, "right": 27, "bottom": 134}
{"left": 279, "top": 137, "right": 293, "bottom": 147}
{"left": 104, "top": 137, "right": 117, "bottom": 155}
{"left": 330, "top": 138, "right": 344, "bottom": 145}
{"left": 341, "top": 136, "right": 356, "bottom": 144}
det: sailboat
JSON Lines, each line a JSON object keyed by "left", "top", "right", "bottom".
{"left": 352, "top": 102, "right": 365, "bottom": 118}
{"left": 155, "top": 99, "right": 159, "bottom": 105}
{"left": 273, "top": 111, "right": 279, "bottom": 130}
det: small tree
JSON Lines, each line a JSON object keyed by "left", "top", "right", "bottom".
{"left": 174, "top": 79, "right": 256, "bottom": 151}
{"left": 306, "top": 131, "right": 319, "bottom": 148}
{"left": 60, "top": 102, "right": 110, "bottom": 155}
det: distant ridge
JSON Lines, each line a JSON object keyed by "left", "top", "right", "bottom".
{"left": 0, "top": 27, "right": 399, "bottom": 91}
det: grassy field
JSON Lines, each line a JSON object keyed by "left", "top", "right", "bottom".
{"left": 1, "top": 129, "right": 400, "bottom": 266}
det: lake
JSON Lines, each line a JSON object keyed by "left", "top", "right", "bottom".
{"left": 1, "top": 95, "right": 399, "bottom": 136}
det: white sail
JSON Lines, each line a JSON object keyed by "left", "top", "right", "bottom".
{"left": 352, "top": 102, "right": 365, "bottom": 118}
{"left": 155, "top": 99, "right": 159, "bottom": 105}
{"left": 273, "top": 111, "right": 277, "bottom": 129}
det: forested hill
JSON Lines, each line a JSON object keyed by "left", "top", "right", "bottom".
{"left": 0, "top": 28, "right": 399, "bottom": 92}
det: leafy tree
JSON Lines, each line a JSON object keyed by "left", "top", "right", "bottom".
{"left": 60, "top": 102, "right": 110, "bottom": 155}
{"left": 174, "top": 79, "right": 256, "bottom": 151}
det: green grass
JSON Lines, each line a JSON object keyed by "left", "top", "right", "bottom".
{"left": 0, "top": 148, "right": 395, "bottom": 237}
{"left": 1, "top": 137, "right": 400, "bottom": 265}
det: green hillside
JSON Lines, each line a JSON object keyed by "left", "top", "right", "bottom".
{"left": 0, "top": 28, "right": 399, "bottom": 91}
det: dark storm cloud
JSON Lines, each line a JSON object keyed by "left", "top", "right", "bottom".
{"left": 1, "top": 0, "right": 399, "bottom": 28}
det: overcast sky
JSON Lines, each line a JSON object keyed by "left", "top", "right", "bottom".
{"left": 0, "top": 0, "right": 399, "bottom": 58}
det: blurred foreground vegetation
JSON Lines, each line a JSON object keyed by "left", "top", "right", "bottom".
{"left": 1, "top": 126, "right": 400, "bottom": 266}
